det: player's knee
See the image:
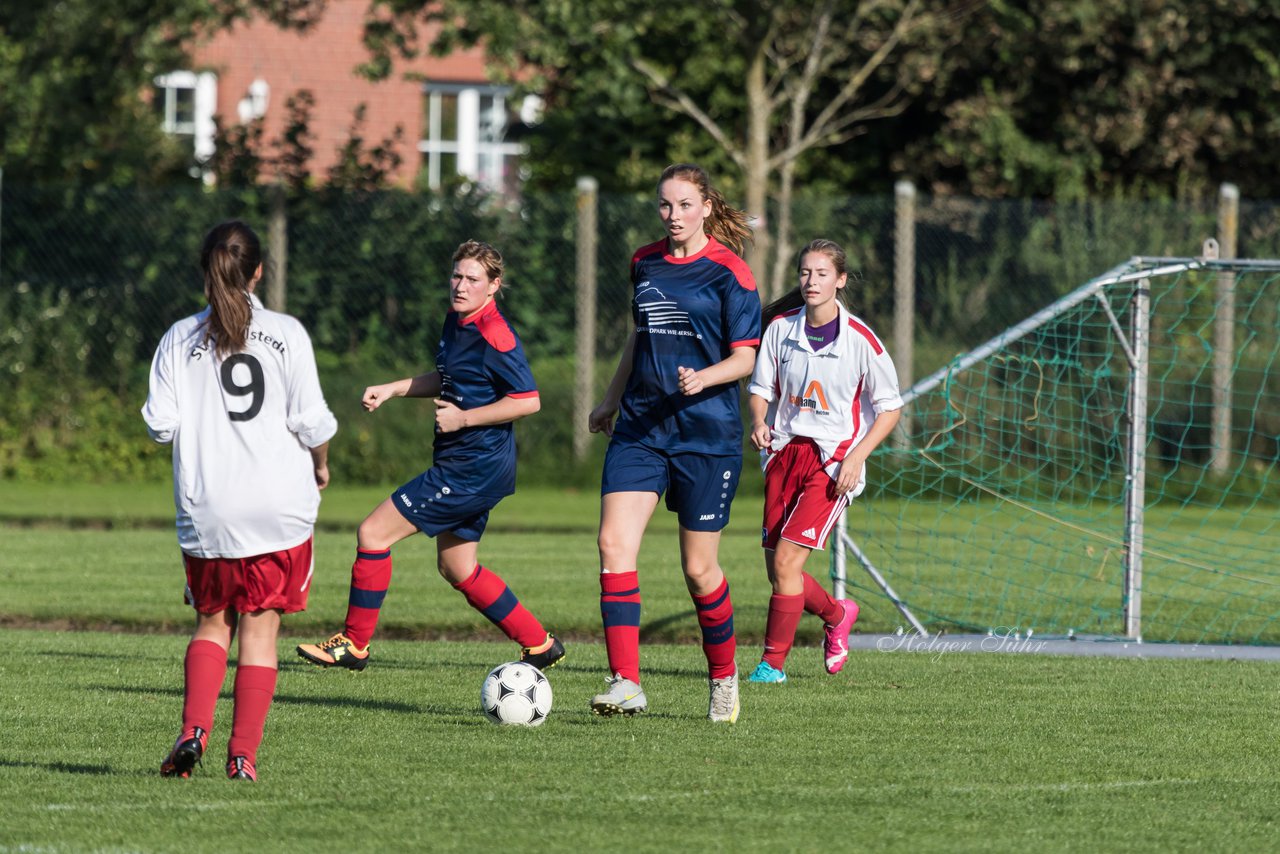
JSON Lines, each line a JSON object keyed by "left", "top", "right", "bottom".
{"left": 597, "top": 530, "right": 635, "bottom": 567}
{"left": 356, "top": 520, "right": 389, "bottom": 552}
{"left": 774, "top": 548, "right": 808, "bottom": 576}
{"left": 436, "top": 557, "right": 472, "bottom": 585}
{"left": 681, "top": 560, "right": 721, "bottom": 589}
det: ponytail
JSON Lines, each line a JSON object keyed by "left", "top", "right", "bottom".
{"left": 199, "top": 220, "right": 262, "bottom": 358}
{"left": 761, "top": 290, "right": 805, "bottom": 328}
{"left": 657, "top": 163, "right": 753, "bottom": 256}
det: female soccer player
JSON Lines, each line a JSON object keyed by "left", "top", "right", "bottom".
{"left": 296, "top": 240, "right": 565, "bottom": 674}
{"left": 745, "top": 238, "right": 903, "bottom": 683}
{"left": 145, "top": 220, "right": 337, "bottom": 782}
{"left": 587, "top": 163, "right": 761, "bottom": 723}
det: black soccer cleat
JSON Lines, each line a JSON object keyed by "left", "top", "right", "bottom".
{"left": 226, "top": 755, "right": 257, "bottom": 781}
{"left": 520, "top": 634, "right": 566, "bottom": 672}
{"left": 160, "top": 726, "right": 207, "bottom": 779}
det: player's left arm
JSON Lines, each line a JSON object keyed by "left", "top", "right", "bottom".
{"left": 833, "top": 407, "right": 902, "bottom": 494}
{"left": 435, "top": 393, "right": 540, "bottom": 434}
{"left": 678, "top": 273, "right": 761, "bottom": 395}
{"left": 832, "top": 342, "right": 905, "bottom": 494}
{"left": 677, "top": 345, "right": 757, "bottom": 396}
{"left": 436, "top": 339, "right": 540, "bottom": 433}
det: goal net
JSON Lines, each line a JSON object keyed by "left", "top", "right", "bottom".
{"left": 839, "top": 254, "right": 1280, "bottom": 644}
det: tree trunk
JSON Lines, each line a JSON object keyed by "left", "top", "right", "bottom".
{"left": 744, "top": 46, "right": 771, "bottom": 288}
{"left": 768, "top": 160, "right": 797, "bottom": 301}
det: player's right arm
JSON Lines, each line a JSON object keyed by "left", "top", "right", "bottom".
{"left": 362, "top": 371, "right": 442, "bottom": 412}
{"left": 588, "top": 329, "right": 636, "bottom": 436}
{"left": 141, "top": 326, "right": 181, "bottom": 444}
{"left": 748, "top": 393, "right": 772, "bottom": 451}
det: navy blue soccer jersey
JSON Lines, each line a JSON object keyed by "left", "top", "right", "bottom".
{"left": 432, "top": 300, "right": 538, "bottom": 496}
{"left": 615, "top": 235, "right": 761, "bottom": 454}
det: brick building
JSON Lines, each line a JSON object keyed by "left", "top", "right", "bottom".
{"left": 155, "top": 1, "right": 535, "bottom": 193}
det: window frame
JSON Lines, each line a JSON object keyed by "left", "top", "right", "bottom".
{"left": 419, "top": 82, "right": 527, "bottom": 193}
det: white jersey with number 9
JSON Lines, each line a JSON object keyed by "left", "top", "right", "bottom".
{"left": 142, "top": 294, "right": 337, "bottom": 558}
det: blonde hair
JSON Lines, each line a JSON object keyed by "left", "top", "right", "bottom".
{"left": 657, "top": 163, "right": 752, "bottom": 256}
{"left": 453, "top": 239, "right": 504, "bottom": 284}
{"left": 199, "top": 220, "right": 261, "bottom": 358}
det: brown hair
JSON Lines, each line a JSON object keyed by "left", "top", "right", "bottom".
{"left": 657, "top": 163, "right": 753, "bottom": 256}
{"left": 199, "top": 220, "right": 261, "bottom": 358}
{"left": 761, "top": 238, "right": 852, "bottom": 326}
{"left": 453, "top": 239, "right": 505, "bottom": 285}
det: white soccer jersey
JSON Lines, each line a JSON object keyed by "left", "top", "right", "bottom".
{"left": 748, "top": 303, "right": 903, "bottom": 498}
{"left": 142, "top": 294, "right": 338, "bottom": 558}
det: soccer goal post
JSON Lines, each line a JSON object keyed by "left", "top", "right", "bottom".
{"left": 833, "top": 250, "right": 1280, "bottom": 645}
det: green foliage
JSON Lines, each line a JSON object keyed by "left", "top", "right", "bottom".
{"left": 886, "top": 0, "right": 1280, "bottom": 198}
{"left": 0, "top": 0, "right": 324, "bottom": 187}
{"left": 3, "top": 184, "right": 1277, "bottom": 492}
{"left": 0, "top": 375, "right": 169, "bottom": 482}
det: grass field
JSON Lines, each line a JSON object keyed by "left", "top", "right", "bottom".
{"left": 3, "top": 480, "right": 1277, "bottom": 643}
{"left": 2, "top": 482, "right": 1278, "bottom": 851}
{"left": 4, "top": 630, "right": 1278, "bottom": 852}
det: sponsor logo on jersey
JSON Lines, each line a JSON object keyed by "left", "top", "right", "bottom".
{"left": 788, "top": 379, "right": 832, "bottom": 415}
{"left": 635, "top": 283, "right": 697, "bottom": 338}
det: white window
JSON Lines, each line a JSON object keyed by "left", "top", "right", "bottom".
{"left": 419, "top": 83, "right": 538, "bottom": 196}
{"left": 154, "top": 71, "right": 217, "bottom": 168}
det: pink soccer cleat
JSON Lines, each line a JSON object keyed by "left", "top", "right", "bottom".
{"left": 823, "top": 599, "right": 859, "bottom": 674}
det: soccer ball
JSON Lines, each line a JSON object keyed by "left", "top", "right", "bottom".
{"left": 481, "top": 661, "right": 553, "bottom": 726}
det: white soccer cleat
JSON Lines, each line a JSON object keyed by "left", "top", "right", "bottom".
{"left": 708, "top": 671, "right": 740, "bottom": 723}
{"left": 591, "top": 673, "right": 648, "bottom": 716}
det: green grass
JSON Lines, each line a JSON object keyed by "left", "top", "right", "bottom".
{"left": 3, "top": 480, "right": 1279, "bottom": 643}
{"left": 3, "top": 484, "right": 1279, "bottom": 850}
{"left": 2, "top": 629, "right": 1277, "bottom": 853}
{"left": 0, "top": 483, "right": 867, "bottom": 644}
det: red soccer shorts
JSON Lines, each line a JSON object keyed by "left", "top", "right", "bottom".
{"left": 761, "top": 438, "right": 848, "bottom": 551}
{"left": 182, "top": 537, "right": 314, "bottom": 615}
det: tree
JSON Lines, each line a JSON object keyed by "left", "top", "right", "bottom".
{"left": 870, "top": 0, "right": 1280, "bottom": 199}
{"left": 0, "top": 0, "right": 322, "bottom": 186}
{"left": 361, "top": 0, "right": 952, "bottom": 298}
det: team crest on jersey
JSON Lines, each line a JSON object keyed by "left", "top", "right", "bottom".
{"left": 789, "top": 379, "right": 831, "bottom": 415}
{"left": 635, "top": 283, "right": 696, "bottom": 338}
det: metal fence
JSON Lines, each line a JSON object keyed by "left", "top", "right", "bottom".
{"left": 2, "top": 178, "right": 1276, "bottom": 484}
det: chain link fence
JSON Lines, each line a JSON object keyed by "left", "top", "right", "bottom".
{"left": 3, "top": 179, "right": 1276, "bottom": 485}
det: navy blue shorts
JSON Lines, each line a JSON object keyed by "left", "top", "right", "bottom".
{"left": 391, "top": 467, "right": 502, "bottom": 542}
{"left": 601, "top": 440, "right": 742, "bottom": 532}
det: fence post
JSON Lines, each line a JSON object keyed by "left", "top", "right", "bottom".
{"left": 574, "top": 176, "right": 599, "bottom": 463}
{"left": 268, "top": 183, "right": 288, "bottom": 312}
{"left": 1123, "top": 278, "right": 1152, "bottom": 641}
{"left": 893, "top": 179, "right": 916, "bottom": 441}
{"left": 1211, "top": 182, "right": 1238, "bottom": 475}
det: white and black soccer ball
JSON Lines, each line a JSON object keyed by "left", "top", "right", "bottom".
{"left": 481, "top": 661, "right": 553, "bottom": 726}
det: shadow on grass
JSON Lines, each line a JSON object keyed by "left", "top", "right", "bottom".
{"left": 0, "top": 758, "right": 114, "bottom": 775}
{"left": 32, "top": 648, "right": 176, "bottom": 663}
{"left": 89, "top": 682, "right": 489, "bottom": 719}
